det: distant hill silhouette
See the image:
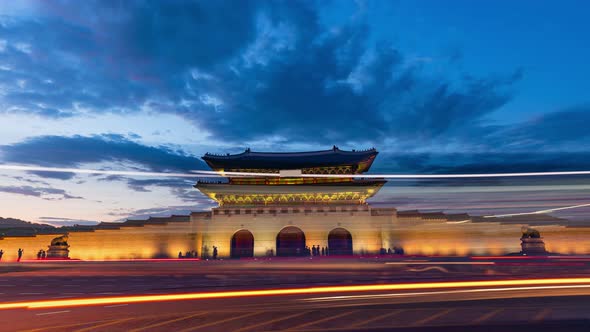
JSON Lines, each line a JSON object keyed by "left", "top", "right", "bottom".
{"left": 0, "top": 217, "right": 55, "bottom": 229}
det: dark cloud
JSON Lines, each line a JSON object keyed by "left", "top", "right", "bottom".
{"left": 491, "top": 105, "right": 590, "bottom": 150}
{"left": 0, "top": 134, "right": 207, "bottom": 175}
{"left": 1, "top": 1, "right": 587, "bottom": 161}
{"left": 27, "top": 171, "right": 77, "bottom": 181}
{"left": 180, "top": 11, "right": 519, "bottom": 144}
{"left": 0, "top": 185, "right": 83, "bottom": 200}
{"left": 0, "top": 0, "right": 521, "bottom": 147}
{"left": 0, "top": 0, "right": 258, "bottom": 117}
{"left": 1, "top": 175, "right": 50, "bottom": 186}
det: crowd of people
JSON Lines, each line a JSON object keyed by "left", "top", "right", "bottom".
{"left": 178, "top": 250, "right": 198, "bottom": 259}
{"left": 178, "top": 246, "right": 219, "bottom": 260}
{"left": 307, "top": 245, "right": 328, "bottom": 256}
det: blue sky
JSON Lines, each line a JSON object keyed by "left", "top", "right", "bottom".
{"left": 0, "top": 0, "right": 589, "bottom": 224}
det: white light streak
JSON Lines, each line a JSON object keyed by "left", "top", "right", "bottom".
{"left": 445, "top": 220, "right": 471, "bottom": 224}
{"left": 383, "top": 170, "right": 590, "bottom": 178}
{"left": 485, "top": 203, "right": 590, "bottom": 218}
{"left": 3, "top": 164, "right": 590, "bottom": 179}
{"left": 0, "top": 165, "right": 214, "bottom": 178}
{"left": 301, "top": 284, "right": 590, "bottom": 303}
{"left": 191, "top": 169, "right": 590, "bottom": 179}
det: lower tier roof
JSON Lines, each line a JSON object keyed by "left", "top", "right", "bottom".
{"left": 195, "top": 181, "right": 385, "bottom": 206}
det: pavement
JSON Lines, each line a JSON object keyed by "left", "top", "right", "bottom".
{"left": 1, "top": 256, "right": 590, "bottom": 331}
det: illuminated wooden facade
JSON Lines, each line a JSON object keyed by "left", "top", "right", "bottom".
{"left": 197, "top": 181, "right": 385, "bottom": 206}
{"left": 197, "top": 147, "right": 385, "bottom": 206}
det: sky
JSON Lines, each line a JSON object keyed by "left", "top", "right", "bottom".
{"left": 0, "top": 0, "right": 589, "bottom": 225}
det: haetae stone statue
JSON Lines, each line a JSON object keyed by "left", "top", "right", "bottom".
{"left": 520, "top": 227, "right": 547, "bottom": 255}
{"left": 521, "top": 227, "right": 541, "bottom": 239}
{"left": 50, "top": 234, "right": 69, "bottom": 246}
{"left": 47, "top": 234, "right": 70, "bottom": 259}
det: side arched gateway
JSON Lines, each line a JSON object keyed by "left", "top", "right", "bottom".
{"left": 276, "top": 226, "right": 306, "bottom": 257}
{"left": 230, "top": 230, "right": 254, "bottom": 258}
{"left": 328, "top": 228, "right": 353, "bottom": 256}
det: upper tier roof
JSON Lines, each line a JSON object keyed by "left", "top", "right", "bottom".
{"left": 202, "top": 146, "right": 378, "bottom": 173}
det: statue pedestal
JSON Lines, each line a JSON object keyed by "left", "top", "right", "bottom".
{"left": 47, "top": 245, "right": 70, "bottom": 259}
{"left": 521, "top": 237, "right": 547, "bottom": 255}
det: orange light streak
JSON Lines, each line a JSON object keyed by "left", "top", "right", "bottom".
{"left": 2, "top": 278, "right": 590, "bottom": 310}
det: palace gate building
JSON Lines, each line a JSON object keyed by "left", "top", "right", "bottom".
{"left": 2, "top": 147, "right": 590, "bottom": 260}
{"left": 194, "top": 146, "right": 393, "bottom": 258}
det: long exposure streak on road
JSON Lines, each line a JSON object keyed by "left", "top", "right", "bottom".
{"left": 2, "top": 278, "right": 590, "bottom": 310}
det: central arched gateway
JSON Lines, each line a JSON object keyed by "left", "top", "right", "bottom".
{"left": 328, "top": 228, "right": 353, "bottom": 256}
{"left": 276, "top": 226, "right": 306, "bottom": 257}
{"left": 231, "top": 229, "right": 254, "bottom": 258}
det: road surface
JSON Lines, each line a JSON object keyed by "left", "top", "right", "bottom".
{"left": 1, "top": 257, "right": 590, "bottom": 331}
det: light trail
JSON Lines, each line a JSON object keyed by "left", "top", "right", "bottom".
{"left": 3, "top": 164, "right": 590, "bottom": 221}
{"left": 1, "top": 278, "right": 590, "bottom": 310}
{"left": 445, "top": 220, "right": 471, "bottom": 224}
{"left": 3, "top": 164, "right": 590, "bottom": 179}
{"left": 0, "top": 165, "right": 221, "bottom": 178}
{"left": 484, "top": 202, "right": 590, "bottom": 218}
{"left": 384, "top": 262, "right": 495, "bottom": 265}
{"left": 301, "top": 284, "right": 590, "bottom": 303}
{"left": 193, "top": 169, "right": 590, "bottom": 179}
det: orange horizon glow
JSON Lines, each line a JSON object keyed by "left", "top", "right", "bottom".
{"left": 1, "top": 277, "right": 590, "bottom": 310}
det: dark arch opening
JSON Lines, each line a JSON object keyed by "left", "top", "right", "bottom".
{"left": 231, "top": 229, "right": 254, "bottom": 259}
{"left": 276, "top": 226, "right": 306, "bottom": 257}
{"left": 328, "top": 228, "right": 353, "bottom": 256}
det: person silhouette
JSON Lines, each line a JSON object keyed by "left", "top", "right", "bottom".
{"left": 212, "top": 246, "right": 218, "bottom": 260}
{"left": 17, "top": 248, "right": 23, "bottom": 262}
{"left": 0, "top": 249, "right": 4, "bottom": 261}
{"left": 41, "top": 250, "right": 46, "bottom": 259}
